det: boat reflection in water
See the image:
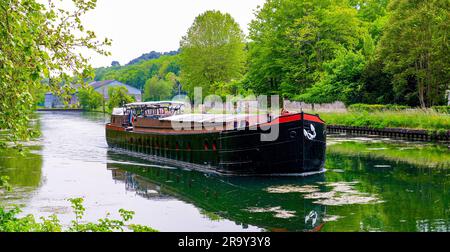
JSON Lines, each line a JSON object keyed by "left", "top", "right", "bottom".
{"left": 106, "top": 151, "right": 327, "bottom": 232}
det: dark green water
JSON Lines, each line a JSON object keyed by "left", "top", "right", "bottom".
{"left": 0, "top": 112, "right": 448, "bottom": 231}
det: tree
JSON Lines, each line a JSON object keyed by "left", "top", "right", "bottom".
{"left": 111, "top": 61, "right": 120, "bottom": 67}
{"left": 180, "top": 10, "right": 246, "bottom": 97}
{"left": 94, "top": 55, "right": 180, "bottom": 91}
{"left": 107, "top": 86, "right": 135, "bottom": 110}
{"left": 77, "top": 86, "right": 103, "bottom": 111}
{"left": 143, "top": 76, "right": 173, "bottom": 101}
{"left": 296, "top": 49, "right": 366, "bottom": 104}
{"left": 246, "top": 0, "right": 368, "bottom": 98}
{"left": 0, "top": 0, "right": 110, "bottom": 145}
{"left": 378, "top": 0, "right": 450, "bottom": 107}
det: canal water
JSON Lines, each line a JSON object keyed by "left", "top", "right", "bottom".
{"left": 0, "top": 112, "right": 448, "bottom": 232}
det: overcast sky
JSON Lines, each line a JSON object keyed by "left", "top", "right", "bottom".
{"left": 77, "top": 0, "right": 265, "bottom": 68}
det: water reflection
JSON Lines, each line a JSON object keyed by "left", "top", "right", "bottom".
{"left": 0, "top": 112, "right": 448, "bottom": 232}
{"left": 323, "top": 139, "right": 449, "bottom": 232}
{"left": 105, "top": 136, "right": 449, "bottom": 232}
{"left": 0, "top": 146, "right": 43, "bottom": 206}
{"left": 106, "top": 151, "right": 328, "bottom": 232}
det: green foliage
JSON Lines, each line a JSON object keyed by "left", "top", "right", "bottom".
{"left": 320, "top": 110, "right": 450, "bottom": 132}
{"left": 143, "top": 76, "right": 173, "bottom": 101}
{"left": 246, "top": 0, "right": 369, "bottom": 98}
{"left": 348, "top": 104, "right": 411, "bottom": 112}
{"left": 0, "top": 176, "right": 11, "bottom": 193}
{"left": 431, "top": 106, "right": 450, "bottom": 114}
{"left": 0, "top": 190, "right": 157, "bottom": 232}
{"left": 128, "top": 224, "right": 159, "bottom": 232}
{"left": 295, "top": 49, "right": 366, "bottom": 104}
{"left": 180, "top": 10, "right": 246, "bottom": 97}
{"left": 77, "top": 86, "right": 104, "bottom": 111}
{"left": 95, "top": 55, "right": 180, "bottom": 91}
{"left": 67, "top": 198, "right": 136, "bottom": 232}
{"left": 127, "top": 50, "right": 179, "bottom": 66}
{"left": 107, "top": 86, "right": 135, "bottom": 110}
{"left": 245, "top": 0, "right": 447, "bottom": 107}
{"left": 377, "top": 0, "right": 450, "bottom": 107}
{"left": 0, "top": 0, "right": 110, "bottom": 145}
{"left": 33, "top": 86, "right": 47, "bottom": 108}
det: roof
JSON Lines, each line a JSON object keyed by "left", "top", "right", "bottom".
{"left": 125, "top": 101, "right": 186, "bottom": 108}
{"left": 89, "top": 80, "right": 141, "bottom": 94}
{"left": 89, "top": 80, "right": 116, "bottom": 89}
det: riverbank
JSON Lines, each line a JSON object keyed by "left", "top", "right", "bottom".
{"left": 327, "top": 138, "right": 450, "bottom": 168}
{"left": 37, "top": 108, "right": 85, "bottom": 112}
{"left": 319, "top": 110, "right": 449, "bottom": 134}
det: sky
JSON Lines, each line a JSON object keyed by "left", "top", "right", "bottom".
{"left": 77, "top": 0, "right": 266, "bottom": 68}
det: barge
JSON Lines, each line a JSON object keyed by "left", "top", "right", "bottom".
{"left": 105, "top": 101, "right": 326, "bottom": 175}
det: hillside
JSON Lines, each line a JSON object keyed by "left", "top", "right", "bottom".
{"left": 94, "top": 54, "right": 180, "bottom": 91}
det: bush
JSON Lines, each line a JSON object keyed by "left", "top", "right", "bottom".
{"left": 348, "top": 104, "right": 411, "bottom": 112}
{"left": 320, "top": 110, "right": 449, "bottom": 132}
{"left": 432, "top": 106, "right": 450, "bottom": 114}
{"left": 77, "top": 86, "right": 104, "bottom": 111}
{"left": 108, "top": 86, "right": 135, "bottom": 110}
{"left": 1, "top": 177, "right": 157, "bottom": 232}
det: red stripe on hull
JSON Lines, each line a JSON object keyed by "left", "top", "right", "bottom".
{"left": 106, "top": 124, "right": 126, "bottom": 131}
{"left": 303, "top": 114, "right": 325, "bottom": 124}
{"left": 269, "top": 113, "right": 324, "bottom": 125}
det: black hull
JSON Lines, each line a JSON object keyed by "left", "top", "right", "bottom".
{"left": 105, "top": 113, "right": 326, "bottom": 175}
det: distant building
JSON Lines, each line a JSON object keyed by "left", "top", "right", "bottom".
{"left": 44, "top": 80, "right": 141, "bottom": 108}
{"left": 89, "top": 80, "right": 142, "bottom": 102}
{"left": 44, "top": 92, "right": 78, "bottom": 108}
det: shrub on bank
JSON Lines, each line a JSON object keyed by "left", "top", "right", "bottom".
{"left": 0, "top": 177, "right": 157, "bottom": 232}
{"left": 320, "top": 110, "right": 450, "bottom": 133}
{"left": 348, "top": 104, "right": 411, "bottom": 112}
{"left": 431, "top": 106, "right": 450, "bottom": 114}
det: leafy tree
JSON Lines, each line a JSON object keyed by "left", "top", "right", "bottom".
{"left": 359, "top": 57, "right": 395, "bottom": 104}
{"left": 111, "top": 61, "right": 120, "bottom": 67}
{"left": 107, "top": 86, "right": 135, "bottom": 110}
{"left": 296, "top": 49, "right": 366, "bottom": 104}
{"left": 95, "top": 55, "right": 180, "bottom": 91}
{"left": 180, "top": 10, "right": 246, "bottom": 97}
{"left": 246, "top": 0, "right": 368, "bottom": 98}
{"left": 143, "top": 76, "right": 173, "bottom": 101}
{"left": 126, "top": 50, "right": 179, "bottom": 65}
{"left": 77, "top": 86, "right": 104, "bottom": 111}
{"left": 0, "top": 191, "right": 157, "bottom": 232}
{"left": 378, "top": 0, "right": 450, "bottom": 107}
{"left": 0, "top": 0, "right": 110, "bottom": 145}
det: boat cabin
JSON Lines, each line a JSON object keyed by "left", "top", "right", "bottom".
{"left": 110, "top": 101, "right": 272, "bottom": 132}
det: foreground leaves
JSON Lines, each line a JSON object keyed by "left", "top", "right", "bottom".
{"left": 0, "top": 177, "right": 157, "bottom": 232}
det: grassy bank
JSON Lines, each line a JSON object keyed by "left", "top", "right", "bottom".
{"left": 327, "top": 139, "right": 450, "bottom": 169}
{"left": 318, "top": 110, "right": 449, "bottom": 133}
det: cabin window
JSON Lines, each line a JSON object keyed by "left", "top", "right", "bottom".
{"left": 204, "top": 140, "right": 209, "bottom": 151}
{"left": 212, "top": 141, "right": 217, "bottom": 151}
